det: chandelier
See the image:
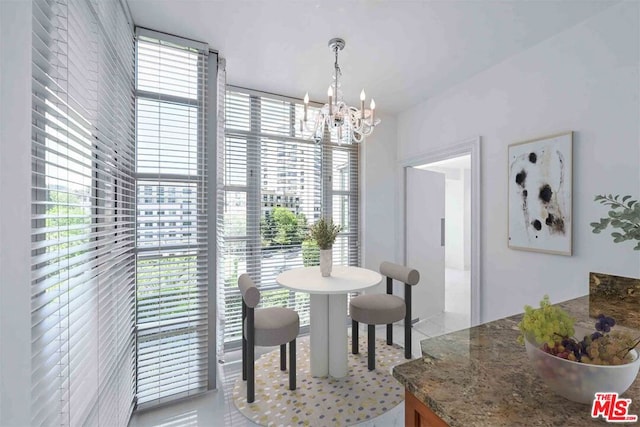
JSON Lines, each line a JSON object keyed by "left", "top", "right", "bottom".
{"left": 301, "top": 38, "right": 380, "bottom": 144}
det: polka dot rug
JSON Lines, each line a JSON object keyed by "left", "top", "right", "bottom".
{"left": 232, "top": 336, "right": 406, "bottom": 426}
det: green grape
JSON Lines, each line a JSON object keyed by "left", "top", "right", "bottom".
{"left": 517, "top": 295, "right": 575, "bottom": 346}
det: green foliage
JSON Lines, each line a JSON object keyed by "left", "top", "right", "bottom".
{"left": 260, "top": 215, "right": 275, "bottom": 246}
{"left": 302, "top": 239, "right": 320, "bottom": 267}
{"left": 224, "top": 257, "right": 240, "bottom": 288}
{"left": 308, "top": 217, "right": 341, "bottom": 250}
{"left": 46, "top": 191, "right": 89, "bottom": 228}
{"left": 296, "top": 213, "right": 308, "bottom": 236}
{"left": 45, "top": 191, "right": 91, "bottom": 254}
{"left": 137, "top": 255, "right": 201, "bottom": 321}
{"left": 590, "top": 194, "right": 640, "bottom": 250}
{"left": 272, "top": 208, "right": 299, "bottom": 245}
{"left": 261, "top": 207, "right": 308, "bottom": 247}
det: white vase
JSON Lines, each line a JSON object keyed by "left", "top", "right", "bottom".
{"left": 319, "top": 249, "right": 332, "bottom": 277}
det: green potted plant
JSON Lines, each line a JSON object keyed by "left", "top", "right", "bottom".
{"left": 308, "top": 217, "right": 341, "bottom": 276}
{"left": 590, "top": 194, "right": 640, "bottom": 250}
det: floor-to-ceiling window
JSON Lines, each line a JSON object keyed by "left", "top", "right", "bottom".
{"left": 134, "top": 29, "right": 214, "bottom": 407}
{"left": 218, "top": 87, "right": 360, "bottom": 348}
{"left": 31, "top": 0, "right": 136, "bottom": 425}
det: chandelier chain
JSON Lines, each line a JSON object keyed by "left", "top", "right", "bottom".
{"left": 334, "top": 44, "right": 341, "bottom": 103}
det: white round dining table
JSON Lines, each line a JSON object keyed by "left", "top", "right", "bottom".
{"left": 276, "top": 265, "right": 382, "bottom": 378}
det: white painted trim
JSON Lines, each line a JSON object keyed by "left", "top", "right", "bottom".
{"left": 1, "top": 1, "right": 33, "bottom": 424}
{"left": 399, "top": 136, "right": 482, "bottom": 326}
{"left": 400, "top": 138, "right": 478, "bottom": 167}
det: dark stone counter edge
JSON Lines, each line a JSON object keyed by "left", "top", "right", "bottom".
{"left": 393, "top": 358, "right": 459, "bottom": 426}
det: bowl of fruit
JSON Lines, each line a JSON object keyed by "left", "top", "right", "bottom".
{"left": 519, "top": 296, "right": 640, "bottom": 404}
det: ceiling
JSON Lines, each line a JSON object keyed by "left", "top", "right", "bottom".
{"left": 127, "top": 0, "right": 616, "bottom": 114}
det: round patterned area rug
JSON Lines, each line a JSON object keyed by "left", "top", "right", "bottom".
{"left": 232, "top": 336, "right": 406, "bottom": 426}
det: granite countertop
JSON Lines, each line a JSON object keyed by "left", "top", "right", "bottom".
{"left": 392, "top": 296, "right": 640, "bottom": 426}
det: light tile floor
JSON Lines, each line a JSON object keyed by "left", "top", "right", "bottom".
{"left": 129, "top": 269, "right": 472, "bottom": 427}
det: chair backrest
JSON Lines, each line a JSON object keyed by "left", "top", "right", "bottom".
{"left": 238, "top": 273, "right": 261, "bottom": 308}
{"left": 379, "top": 261, "right": 420, "bottom": 286}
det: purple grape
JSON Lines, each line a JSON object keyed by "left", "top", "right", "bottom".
{"left": 594, "top": 314, "right": 616, "bottom": 332}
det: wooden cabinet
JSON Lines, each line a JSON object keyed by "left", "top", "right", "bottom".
{"left": 405, "top": 390, "right": 449, "bottom": 427}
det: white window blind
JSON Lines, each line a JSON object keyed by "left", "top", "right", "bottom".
{"left": 31, "top": 0, "right": 136, "bottom": 425}
{"left": 218, "top": 87, "right": 360, "bottom": 347}
{"left": 135, "top": 30, "right": 211, "bottom": 406}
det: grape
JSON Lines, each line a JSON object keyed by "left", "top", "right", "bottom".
{"left": 517, "top": 295, "right": 575, "bottom": 346}
{"left": 594, "top": 314, "right": 616, "bottom": 332}
{"left": 520, "top": 303, "right": 640, "bottom": 366}
{"left": 585, "top": 331, "right": 637, "bottom": 365}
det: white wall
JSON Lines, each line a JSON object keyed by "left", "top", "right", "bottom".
{"left": 397, "top": 2, "right": 640, "bottom": 323}
{"left": 0, "top": 1, "right": 33, "bottom": 425}
{"left": 361, "top": 112, "right": 398, "bottom": 293}
{"left": 445, "top": 177, "right": 464, "bottom": 270}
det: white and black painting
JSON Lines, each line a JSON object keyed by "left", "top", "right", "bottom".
{"left": 508, "top": 132, "right": 572, "bottom": 255}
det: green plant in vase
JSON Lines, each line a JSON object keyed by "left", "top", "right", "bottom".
{"left": 590, "top": 194, "right": 640, "bottom": 250}
{"left": 309, "top": 217, "right": 341, "bottom": 250}
{"left": 308, "top": 217, "right": 341, "bottom": 277}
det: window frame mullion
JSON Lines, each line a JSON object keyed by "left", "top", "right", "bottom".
{"left": 246, "top": 95, "right": 262, "bottom": 282}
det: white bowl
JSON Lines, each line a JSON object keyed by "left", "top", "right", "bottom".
{"left": 524, "top": 329, "right": 640, "bottom": 404}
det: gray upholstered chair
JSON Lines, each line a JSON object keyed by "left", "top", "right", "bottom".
{"left": 349, "top": 261, "right": 420, "bottom": 370}
{"left": 238, "top": 273, "right": 299, "bottom": 403}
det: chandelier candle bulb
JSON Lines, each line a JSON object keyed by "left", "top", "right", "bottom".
{"left": 303, "top": 92, "right": 309, "bottom": 122}
{"left": 360, "top": 89, "right": 366, "bottom": 119}
{"left": 370, "top": 99, "right": 375, "bottom": 124}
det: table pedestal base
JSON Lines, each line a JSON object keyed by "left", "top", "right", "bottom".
{"left": 310, "top": 294, "right": 328, "bottom": 377}
{"left": 309, "top": 294, "right": 348, "bottom": 378}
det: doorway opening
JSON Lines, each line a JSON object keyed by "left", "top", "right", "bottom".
{"left": 418, "top": 155, "right": 471, "bottom": 327}
{"left": 402, "top": 137, "right": 481, "bottom": 336}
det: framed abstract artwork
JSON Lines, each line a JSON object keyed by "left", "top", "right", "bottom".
{"left": 508, "top": 131, "right": 573, "bottom": 255}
